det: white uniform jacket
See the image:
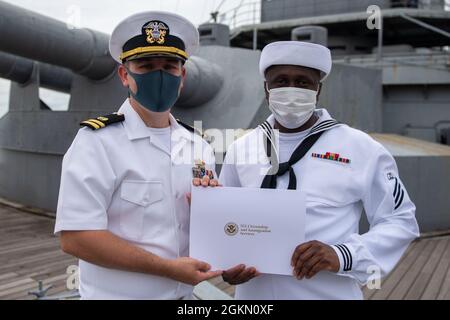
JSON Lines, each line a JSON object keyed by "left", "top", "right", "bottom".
{"left": 219, "top": 109, "right": 419, "bottom": 300}
{"left": 55, "top": 100, "right": 215, "bottom": 300}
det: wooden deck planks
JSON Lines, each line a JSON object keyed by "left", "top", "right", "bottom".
{"left": 0, "top": 204, "right": 77, "bottom": 300}
{"left": 421, "top": 239, "right": 450, "bottom": 300}
{"left": 404, "top": 239, "right": 449, "bottom": 299}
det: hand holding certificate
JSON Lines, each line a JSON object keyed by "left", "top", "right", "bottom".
{"left": 189, "top": 186, "right": 306, "bottom": 276}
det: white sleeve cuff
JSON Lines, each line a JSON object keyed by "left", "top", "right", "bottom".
{"left": 332, "top": 244, "right": 354, "bottom": 273}
{"left": 54, "top": 222, "right": 108, "bottom": 235}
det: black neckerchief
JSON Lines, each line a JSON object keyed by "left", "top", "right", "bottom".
{"left": 260, "top": 117, "right": 341, "bottom": 190}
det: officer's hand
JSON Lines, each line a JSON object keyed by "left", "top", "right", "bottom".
{"left": 167, "top": 257, "right": 223, "bottom": 286}
{"left": 222, "top": 264, "right": 260, "bottom": 285}
{"left": 187, "top": 177, "right": 221, "bottom": 205}
{"left": 291, "top": 240, "right": 340, "bottom": 280}
{"left": 192, "top": 176, "right": 220, "bottom": 187}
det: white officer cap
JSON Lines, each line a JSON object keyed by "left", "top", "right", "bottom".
{"left": 259, "top": 41, "right": 332, "bottom": 82}
{"left": 109, "top": 11, "right": 199, "bottom": 64}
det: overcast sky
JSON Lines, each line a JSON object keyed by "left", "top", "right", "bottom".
{"left": 0, "top": 0, "right": 257, "bottom": 116}
{"left": 1, "top": 0, "right": 251, "bottom": 33}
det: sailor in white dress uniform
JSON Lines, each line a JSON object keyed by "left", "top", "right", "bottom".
{"left": 219, "top": 41, "right": 420, "bottom": 300}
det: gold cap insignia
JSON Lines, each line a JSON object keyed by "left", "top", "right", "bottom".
{"left": 143, "top": 21, "right": 169, "bottom": 45}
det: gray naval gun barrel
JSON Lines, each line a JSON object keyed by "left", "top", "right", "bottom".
{"left": 0, "top": 51, "right": 72, "bottom": 93}
{"left": 0, "top": 0, "right": 222, "bottom": 106}
{"left": 0, "top": 0, "right": 115, "bottom": 80}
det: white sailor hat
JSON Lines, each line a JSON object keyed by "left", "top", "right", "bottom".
{"left": 259, "top": 41, "right": 332, "bottom": 81}
{"left": 109, "top": 11, "right": 199, "bottom": 64}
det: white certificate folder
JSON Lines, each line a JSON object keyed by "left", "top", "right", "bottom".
{"left": 189, "top": 186, "right": 306, "bottom": 276}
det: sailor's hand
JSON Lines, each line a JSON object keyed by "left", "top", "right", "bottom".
{"left": 222, "top": 264, "right": 260, "bottom": 285}
{"left": 291, "top": 240, "right": 340, "bottom": 280}
{"left": 192, "top": 176, "right": 220, "bottom": 187}
{"left": 166, "top": 257, "right": 223, "bottom": 286}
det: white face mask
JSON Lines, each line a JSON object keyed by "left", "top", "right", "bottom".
{"left": 267, "top": 86, "right": 317, "bottom": 129}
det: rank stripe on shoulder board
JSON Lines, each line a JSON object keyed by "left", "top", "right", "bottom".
{"left": 80, "top": 113, "right": 125, "bottom": 130}
{"left": 81, "top": 119, "right": 105, "bottom": 129}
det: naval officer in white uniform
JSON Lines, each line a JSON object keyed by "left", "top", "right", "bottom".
{"left": 219, "top": 41, "right": 420, "bottom": 299}
{"left": 54, "top": 11, "right": 221, "bottom": 300}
